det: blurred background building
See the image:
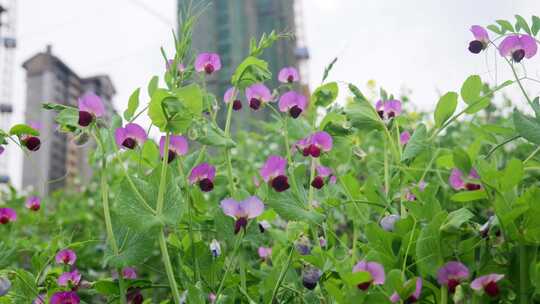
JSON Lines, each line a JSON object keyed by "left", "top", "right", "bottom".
{"left": 21, "top": 45, "right": 115, "bottom": 195}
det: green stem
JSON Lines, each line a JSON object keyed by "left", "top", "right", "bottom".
{"left": 485, "top": 135, "right": 521, "bottom": 159}
{"left": 270, "top": 247, "right": 294, "bottom": 303}
{"left": 519, "top": 244, "right": 529, "bottom": 304}
{"left": 524, "top": 146, "right": 540, "bottom": 164}
{"left": 383, "top": 140, "right": 390, "bottom": 199}
{"left": 156, "top": 133, "right": 182, "bottom": 303}
{"left": 440, "top": 286, "right": 448, "bottom": 304}
{"left": 508, "top": 61, "right": 532, "bottom": 106}
{"left": 283, "top": 116, "right": 300, "bottom": 195}
{"left": 224, "top": 94, "right": 236, "bottom": 195}
{"left": 216, "top": 231, "right": 244, "bottom": 300}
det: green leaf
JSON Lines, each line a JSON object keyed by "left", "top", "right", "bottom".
{"left": 123, "top": 88, "right": 141, "bottom": 121}
{"left": 94, "top": 279, "right": 119, "bottom": 295}
{"left": 10, "top": 270, "right": 38, "bottom": 304}
{"left": 441, "top": 208, "right": 474, "bottom": 232}
{"left": 231, "top": 56, "right": 271, "bottom": 89}
{"left": 415, "top": 212, "right": 447, "bottom": 277}
{"left": 312, "top": 82, "right": 339, "bottom": 107}
{"left": 141, "top": 140, "right": 160, "bottom": 167}
{"left": 496, "top": 19, "right": 514, "bottom": 33}
{"left": 460, "top": 75, "right": 482, "bottom": 104}
{"left": 401, "top": 124, "right": 428, "bottom": 162}
{"left": 451, "top": 190, "right": 487, "bottom": 202}
{"left": 342, "top": 271, "right": 372, "bottom": 286}
{"left": 452, "top": 147, "right": 471, "bottom": 175}
{"left": 487, "top": 24, "right": 503, "bottom": 35}
{"left": 175, "top": 83, "right": 203, "bottom": 117}
{"left": 55, "top": 108, "right": 80, "bottom": 130}
{"left": 9, "top": 124, "right": 39, "bottom": 136}
{"left": 513, "top": 108, "right": 540, "bottom": 145}
{"left": 147, "top": 75, "right": 159, "bottom": 97}
{"left": 104, "top": 217, "right": 154, "bottom": 267}
{"left": 434, "top": 92, "right": 458, "bottom": 127}
{"left": 42, "top": 102, "right": 72, "bottom": 112}
{"left": 515, "top": 15, "right": 531, "bottom": 35}
{"left": 322, "top": 57, "right": 338, "bottom": 82}
{"left": 196, "top": 123, "right": 236, "bottom": 148}
{"left": 501, "top": 158, "right": 523, "bottom": 191}
{"left": 148, "top": 89, "right": 172, "bottom": 131}
{"left": 532, "top": 16, "right": 540, "bottom": 36}
{"left": 267, "top": 191, "right": 324, "bottom": 224}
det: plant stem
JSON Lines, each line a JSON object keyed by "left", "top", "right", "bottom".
{"left": 270, "top": 247, "right": 294, "bottom": 303}
{"left": 283, "top": 116, "right": 300, "bottom": 195}
{"left": 216, "top": 231, "right": 244, "bottom": 300}
{"left": 440, "top": 286, "right": 448, "bottom": 304}
{"left": 524, "top": 146, "right": 540, "bottom": 164}
{"left": 485, "top": 135, "right": 521, "bottom": 159}
{"left": 519, "top": 243, "right": 529, "bottom": 304}
{"left": 224, "top": 95, "right": 236, "bottom": 194}
{"left": 156, "top": 133, "right": 182, "bottom": 303}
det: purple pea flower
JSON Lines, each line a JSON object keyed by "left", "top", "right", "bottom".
{"left": 122, "top": 267, "right": 138, "bottom": 280}
{"left": 0, "top": 146, "right": 4, "bottom": 155}
{"left": 279, "top": 91, "right": 308, "bottom": 118}
{"left": 224, "top": 87, "right": 242, "bottom": 111}
{"left": 468, "top": 25, "right": 489, "bottom": 54}
{"left": 210, "top": 239, "right": 221, "bottom": 258}
{"left": 159, "top": 135, "right": 188, "bottom": 163}
{"left": 0, "top": 277, "right": 10, "bottom": 296}
{"left": 195, "top": 52, "right": 221, "bottom": 74}
{"left": 78, "top": 92, "right": 105, "bottom": 127}
{"left": 352, "top": 260, "right": 385, "bottom": 290}
{"left": 400, "top": 131, "right": 411, "bottom": 145}
{"left": 33, "top": 294, "right": 46, "bottom": 304}
{"left": 25, "top": 196, "right": 41, "bottom": 211}
{"left": 258, "top": 220, "right": 271, "bottom": 233}
{"left": 0, "top": 208, "right": 16, "bottom": 224}
{"left": 376, "top": 99, "right": 402, "bottom": 120}
{"left": 499, "top": 34, "right": 537, "bottom": 62}
{"left": 189, "top": 163, "right": 216, "bottom": 192}
{"left": 166, "top": 59, "right": 185, "bottom": 73}
{"left": 380, "top": 214, "right": 400, "bottom": 232}
{"left": 296, "top": 131, "right": 333, "bottom": 158}
{"left": 319, "top": 237, "right": 327, "bottom": 247}
{"left": 260, "top": 155, "right": 290, "bottom": 192}
{"left": 390, "top": 277, "right": 422, "bottom": 303}
{"left": 58, "top": 269, "right": 82, "bottom": 287}
{"left": 295, "top": 236, "right": 312, "bottom": 255}
{"left": 311, "top": 165, "right": 336, "bottom": 190}
{"left": 55, "top": 249, "right": 77, "bottom": 265}
{"left": 257, "top": 247, "right": 272, "bottom": 260}
{"left": 449, "top": 168, "right": 482, "bottom": 191}
{"left": 437, "top": 261, "right": 469, "bottom": 293}
{"left": 471, "top": 274, "right": 504, "bottom": 297}
{"left": 302, "top": 266, "right": 322, "bottom": 290}
{"left": 50, "top": 291, "right": 80, "bottom": 304}
{"left": 278, "top": 66, "right": 300, "bottom": 83}
{"left": 21, "top": 133, "right": 41, "bottom": 152}
{"left": 405, "top": 180, "right": 427, "bottom": 201}
{"left": 127, "top": 288, "right": 144, "bottom": 304}
{"left": 114, "top": 123, "right": 147, "bottom": 150}
{"left": 245, "top": 83, "right": 273, "bottom": 110}
{"left": 220, "top": 196, "right": 264, "bottom": 234}
{"left": 209, "top": 293, "right": 217, "bottom": 304}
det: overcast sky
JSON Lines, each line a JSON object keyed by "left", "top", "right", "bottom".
{"left": 6, "top": 0, "right": 540, "bottom": 188}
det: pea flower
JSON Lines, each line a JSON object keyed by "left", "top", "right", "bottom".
{"left": 127, "top": 288, "right": 143, "bottom": 304}
{"left": 78, "top": 92, "right": 105, "bottom": 127}
{"left": 449, "top": 168, "right": 482, "bottom": 191}
{"left": 468, "top": 25, "right": 489, "bottom": 54}
{"left": 195, "top": 52, "right": 221, "bottom": 74}
{"left": 224, "top": 87, "right": 242, "bottom": 111}
{"left": 0, "top": 208, "right": 16, "bottom": 224}
{"left": 50, "top": 291, "right": 80, "bottom": 304}
{"left": 405, "top": 180, "right": 427, "bottom": 201}
{"left": 189, "top": 163, "right": 216, "bottom": 192}
{"left": 166, "top": 59, "right": 185, "bottom": 73}
{"left": 400, "top": 131, "right": 411, "bottom": 145}
{"left": 0, "top": 146, "right": 4, "bottom": 155}
{"left": 376, "top": 99, "right": 402, "bottom": 120}
{"left": 246, "top": 83, "right": 273, "bottom": 110}
{"left": 21, "top": 133, "right": 41, "bottom": 151}
{"left": 55, "top": 249, "right": 77, "bottom": 265}
{"left": 471, "top": 274, "right": 504, "bottom": 297}
{"left": 311, "top": 165, "right": 336, "bottom": 189}
{"left": 114, "top": 123, "right": 147, "bottom": 150}
{"left": 260, "top": 155, "right": 290, "bottom": 192}
{"left": 210, "top": 239, "right": 221, "bottom": 257}
{"left": 319, "top": 237, "right": 327, "bottom": 247}
{"left": 352, "top": 260, "right": 385, "bottom": 290}
{"left": 0, "top": 277, "right": 10, "bottom": 296}
{"left": 25, "top": 196, "right": 41, "bottom": 211}
{"left": 437, "top": 261, "right": 469, "bottom": 293}
{"left": 220, "top": 196, "right": 264, "bottom": 234}
{"left": 295, "top": 236, "right": 311, "bottom": 255}
{"left": 302, "top": 266, "right": 322, "bottom": 290}
{"left": 257, "top": 247, "right": 272, "bottom": 260}
{"left": 57, "top": 269, "right": 82, "bottom": 287}
{"left": 159, "top": 135, "right": 188, "bottom": 163}
{"left": 208, "top": 293, "right": 217, "bottom": 304}
{"left": 122, "top": 267, "right": 137, "bottom": 280}
{"left": 33, "top": 294, "right": 46, "bottom": 304}
{"left": 380, "top": 214, "right": 400, "bottom": 232}
{"left": 390, "top": 277, "right": 422, "bottom": 303}
{"left": 278, "top": 66, "right": 299, "bottom": 83}
{"left": 295, "top": 131, "right": 333, "bottom": 158}
{"left": 278, "top": 91, "right": 308, "bottom": 118}
{"left": 499, "top": 34, "right": 537, "bottom": 62}
{"left": 258, "top": 220, "right": 271, "bottom": 233}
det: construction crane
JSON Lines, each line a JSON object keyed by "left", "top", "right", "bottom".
{"left": 0, "top": 0, "right": 16, "bottom": 184}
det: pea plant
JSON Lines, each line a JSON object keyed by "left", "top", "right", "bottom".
{"left": 1, "top": 11, "right": 540, "bottom": 304}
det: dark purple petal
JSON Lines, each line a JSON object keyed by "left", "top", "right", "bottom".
{"left": 260, "top": 155, "right": 287, "bottom": 182}
{"left": 245, "top": 84, "right": 272, "bottom": 104}
{"left": 278, "top": 91, "right": 308, "bottom": 113}
{"left": 25, "top": 196, "right": 41, "bottom": 211}
{"left": 0, "top": 208, "right": 16, "bottom": 224}
{"left": 189, "top": 163, "right": 216, "bottom": 184}
{"left": 437, "top": 261, "right": 469, "bottom": 286}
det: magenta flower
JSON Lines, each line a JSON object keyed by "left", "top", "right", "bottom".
{"left": 189, "top": 163, "right": 215, "bottom": 192}
{"left": 319, "top": 237, "right": 327, "bottom": 247}
{"left": 380, "top": 214, "right": 400, "bottom": 232}
{"left": 499, "top": 34, "right": 537, "bottom": 62}
{"left": 279, "top": 91, "right": 308, "bottom": 118}
{"left": 55, "top": 249, "right": 77, "bottom": 265}
{"left": 352, "top": 260, "right": 385, "bottom": 290}
{"left": 209, "top": 293, "right": 217, "bottom": 304}
{"left": 126, "top": 288, "right": 143, "bottom": 304}
{"left": 376, "top": 99, "right": 402, "bottom": 120}
{"left": 400, "top": 131, "right": 411, "bottom": 145}
{"left": 437, "top": 261, "right": 469, "bottom": 293}
{"left": 260, "top": 155, "right": 290, "bottom": 192}
{"left": 311, "top": 165, "right": 336, "bottom": 189}
{"left": 468, "top": 25, "right": 489, "bottom": 54}
{"left": 195, "top": 52, "right": 221, "bottom": 74}
{"left": 78, "top": 92, "right": 105, "bottom": 127}
{"left": 166, "top": 59, "right": 185, "bottom": 73}
{"left": 405, "top": 180, "right": 427, "bottom": 201}
{"left": 25, "top": 196, "right": 41, "bottom": 211}
{"left": 33, "top": 294, "right": 46, "bottom": 304}
{"left": 296, "top": 131, "right": 333, "bottom": 158}
{"left": 390, "top": 277, "right": 422, "bottom": 303}
{"left": 21, "top": 134, "right": 41, "bottom": 152}
{"left": 224, "top": 87, "right": 242, "bottom": 111}
{"left": 245, "top": 83, "right": 273, "bottom": 110}
{"left": 114, "top": 123, "right": 147, "bottom": 150}
{"left": 302, "top": 266, "right": 322, "bottom": 290}
{"left": 220, "top": 196, "right": 264, "bottom": 234}
{"left": 0, "top": 146, "right": 4, "bottom": 155}
{"left": 278, "top": 66, "right": 300, "bottom": 83}
{"left": 471, "top": 274, "right": 504, "bottom": 297}
{"left": 257, "top": 247, "right": 272, "bottom": 260}
{"left": 0, "top": 208, "right": 16, "bottom": 224}
{"left": 159, "top": 135, "right": 188, "bottom": 163}
{"left": 449, "top": 168, "right": 482, "bottom": 191}
{"left": 122, "top": 267, "right": 137, "bottom": 279}
{"left": 50, "top": 291, "right": 80, "bottom": 304}
{"left": 57, "top": 269, "right": 82, "bottom": 287}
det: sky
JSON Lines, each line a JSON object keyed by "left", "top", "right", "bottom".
{"left": 5, "top": 0, "right": 540, "bottom": 188}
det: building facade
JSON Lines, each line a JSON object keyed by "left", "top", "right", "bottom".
{"left": 21, "top": 45, "right": 115, "bottom": 195}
